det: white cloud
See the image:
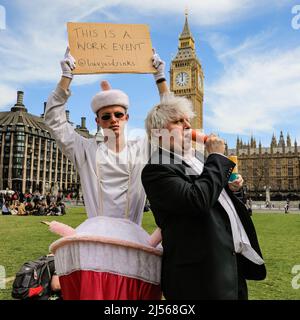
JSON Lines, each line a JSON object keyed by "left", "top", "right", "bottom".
{"left": 205, "top": 32, "right": 300, "bottom": 135}
{"left": 116, "top": 0, "right": 292, "bottom": 26}
{"left": 0, "top": 84, "right": 17, "bottom": 110}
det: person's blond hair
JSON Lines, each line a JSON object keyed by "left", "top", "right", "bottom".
{"left": 145, "top": 93, "right": 195, "bottom": 139}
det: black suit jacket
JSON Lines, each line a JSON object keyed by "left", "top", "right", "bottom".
{"left": 142, "top": 149, "right": 266, "bottom": 300}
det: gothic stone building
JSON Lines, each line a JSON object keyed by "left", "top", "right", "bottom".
{"left": 226, "top": 132, "right": 300, "bottom": 199}
{"left": 0, "top": 91, "right": 92, "bottom": 194}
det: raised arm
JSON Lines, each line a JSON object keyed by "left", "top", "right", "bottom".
{"left": 45, "top": 47, "right": 90, "bottom": 169}
{"left": 152, "top": 50, "right": 169, "bottom": 96}
{"left": 59, "top": 46, "right": 75, "bottom": 91}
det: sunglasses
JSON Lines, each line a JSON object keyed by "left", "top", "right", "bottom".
{"left": 100, "top": 112, "right": 126, "bottom": 121}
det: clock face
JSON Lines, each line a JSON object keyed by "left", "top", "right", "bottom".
{"left": 175, "top": 72, "right": 189, "bottom": 87}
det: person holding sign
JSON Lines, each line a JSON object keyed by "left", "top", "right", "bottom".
{"left": 141, "top": 98, "right": 267, "bottom": 300}
{"left": 45, "top": 47, "right": 167, "bottom": 300}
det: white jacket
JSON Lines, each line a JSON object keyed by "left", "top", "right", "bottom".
{"left": 45, "top": 86, "right": 148, "bottom": 225}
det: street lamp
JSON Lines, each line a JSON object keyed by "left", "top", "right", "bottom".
{"left": 264, "top": 185, "right": 271, "bottom": 208}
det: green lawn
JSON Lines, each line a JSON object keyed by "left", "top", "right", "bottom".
{"left": 247, "top": 213, "right": 300, "bottom": 300}
{"left": 0, "top": 209, "right": 299, "bottom": 300}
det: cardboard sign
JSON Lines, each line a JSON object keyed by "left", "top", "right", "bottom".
{"left": 67, "top": 22, "right": 156, "bottom": 74}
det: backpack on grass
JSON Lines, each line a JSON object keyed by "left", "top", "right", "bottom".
{"left": 11, "top": 255, "right": 59, "bottom": 300}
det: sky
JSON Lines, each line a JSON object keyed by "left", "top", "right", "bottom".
{"left": 0, "top": 0, "right": 299, "bottom": 148}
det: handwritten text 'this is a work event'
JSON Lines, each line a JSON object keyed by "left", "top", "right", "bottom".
{"left": 73, "top": 27, "right": 145, "bottom": 51}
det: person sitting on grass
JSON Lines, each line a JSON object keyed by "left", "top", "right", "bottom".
{"left": 1, "top": 201, "right": 11, "bottom": 215}
{"left": 17, "top": 201, "right": 27, "bottom": 216}
{"left": 25, "top": 201, "right": 34, "bottom": 215}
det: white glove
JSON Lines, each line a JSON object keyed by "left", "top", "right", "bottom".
{"left": 60, "top": 46, "right": 76, "bottom": 79}
{"left": 152, "top": 49, "right": 166, "bottom": 82}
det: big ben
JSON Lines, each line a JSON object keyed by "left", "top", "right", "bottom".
{"left": 170, "top": 13, "right": 204, "bottom": 129}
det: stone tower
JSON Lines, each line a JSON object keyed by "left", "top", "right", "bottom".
{"left": 170, "top": 12, "right": 204, "bottom": 129}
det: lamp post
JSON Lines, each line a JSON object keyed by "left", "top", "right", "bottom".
{"left": 264, "top": 185, "right": 271, "bottom": 208}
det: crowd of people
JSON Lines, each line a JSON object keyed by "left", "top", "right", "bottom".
{"left": 0, "top": 191, "right": 67, "bottom": 216}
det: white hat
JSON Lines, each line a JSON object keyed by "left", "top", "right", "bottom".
{"left": 91, "top": 81, "right": 129, "bottom": 114}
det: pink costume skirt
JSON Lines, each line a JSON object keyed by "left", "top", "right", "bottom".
{"left": 50, "top": 216, "right": 162, "bottom": 300}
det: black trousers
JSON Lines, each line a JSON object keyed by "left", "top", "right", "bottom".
{"left": 237, "top": 254, "right": 248, "bottom": 300}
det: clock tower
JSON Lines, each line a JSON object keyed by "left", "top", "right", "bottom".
{"left": 170, "top": 13, "right": 204, "bottom": 129}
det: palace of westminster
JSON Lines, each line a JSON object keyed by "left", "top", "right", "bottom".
{"left": 0, "top": 15, "right": 299, "bottom": 199}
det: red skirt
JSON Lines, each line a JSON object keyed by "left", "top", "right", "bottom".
{"left": 59, "top": 270, "right": 162, "bottom": 300}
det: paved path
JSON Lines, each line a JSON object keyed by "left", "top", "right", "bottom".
{"left": 254, "top": 210, "right": 300, "bottom": 214}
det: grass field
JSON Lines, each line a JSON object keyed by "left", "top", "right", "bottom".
{"left": 0, "top": 208, "right": 300, "bottom": 300}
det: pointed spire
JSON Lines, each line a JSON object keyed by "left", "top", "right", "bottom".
{"left": 177, "top": 11, "right": 195, "bottom": 51}
{"left": 295, "top": 139, "right": 298, "bottom": 153}
{"left": 236, "top": 136, "right": 240, "bottom": 151}
{"left": 278, "top": 131, "right": 285, "bottom": 148}
{"left": 250, "top": 135, "right": 256, "bottom": 148}
{"left": 287, "top": 133, "right": 291, "bottom": 147}
{"left": 271, "top": 133, "right": 277, "bottom": 147}
{"left": 259, "top": 140, "right": 262, "bottom": 154}
{"left": 180, "top": 10, "right": 192, "bottom": 39}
